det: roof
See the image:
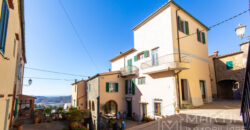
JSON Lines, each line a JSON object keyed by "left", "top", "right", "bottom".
{"left": 240, "top": 41, "right": 250, "bottom": 46}
{"left": 19, "top": 94, "right": 37, "bottom": 99}
{"left": 215, "top": 51, "right": 243, "bottom": 59}
{"left": 132, "top": 0, "right": 209, "bottom": 31}
{"left": 110, "top": 48, "right": 136, "bottom": 62}
{"left": 19, "top": 0, "right": 26, "bottom": 63}
{"left": 71, "top": 79, "right": 86, "bottom": 85}
{"left": 86, "top": 71, "right": 121, "bottom": 82}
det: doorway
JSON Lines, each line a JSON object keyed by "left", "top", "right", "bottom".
{"left": 126, "top": 100, "right": 132, "bottom": 118}
{"left": 181, "top": 79, "right": 189, "bottom": 101}
{"left": 200, "top": 80, "right": 206, "bottom": 100}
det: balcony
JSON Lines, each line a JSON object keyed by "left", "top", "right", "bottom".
{"left": 140, "top": 53, "right": 191, "bottom": 74}
{"left": 120, "top": 66, "right": 139, "bottom": 76}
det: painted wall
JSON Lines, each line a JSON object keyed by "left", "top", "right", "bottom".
{"left": 71, "top": 84, "right": 77, "bottom": 107}
{"left": 0, "top": 0, "right": 25, "bottom": 129}
{"left": 170, "top": 4, "right": 212, "bottom": 106}
{"left": 76, "top": 80, "right": 87, "bottom": 110}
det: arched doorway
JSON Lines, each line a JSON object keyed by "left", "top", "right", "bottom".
{"left": 217, "top": 80, "right": 240, "bottom": 99}
{"left": 104, "top": 100, "right": 117, "bottom": 115}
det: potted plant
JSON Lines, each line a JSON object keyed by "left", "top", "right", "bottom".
{"left": 14, "top": 118, "right": 24, "bottom": 130}
{"left": 57, "top": 107, "right": 64, "bottom": 119}
{"left": 68, "top": 109, "right": 82, "bottom": 130}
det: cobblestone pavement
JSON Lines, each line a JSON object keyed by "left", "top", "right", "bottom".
{"left": 128, "top": 100, "right": 244, "bottom": 130}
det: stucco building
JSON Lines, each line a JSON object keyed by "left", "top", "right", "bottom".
{"left": 86, "top": 71, "right": 126, "bottom": 129}
{"left": 110, "top": 0, "right": 212, "bottom": 120}
{"left": 209, "top": 41, "right": 249, "bottom": 99}
{"left": 0, "top": 0, "right": 26, "bottom": 129}
{"left": 71, "top": 79, "right": 87, "bottom": 110}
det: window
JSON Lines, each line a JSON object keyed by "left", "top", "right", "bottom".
{"left": 197, "top": 29, "right": 206, "bottom": 44}
{"left": 138, "top": 77, "right": 145, "bottom": 85}
{"left": 134, "top": 50, "right": 149, "bottom": 62}
{"left": 18, "top": 62, "right": 22, "bottom": 80}
{"left": 226, "top": 61, "right": 233, "bottom": 69}
{"left": 154, "top": 102, "right": 161, "bottom": 116}
{"left": 178, "top": 16, "right": 189, "bottom": 35}
{"left": 75, "top": 85, "right": 77, "bottom": 92}
{"left": 73, "top": 99, "right": 76, "bottom": 107}
{"left": 142, "top": 103, "right": 147, "bottom": 117}
{"left": 92, "top": 101, "right": 95, "bottom": 111}
{"left": 125, "top": 79, "right": 135, "bottom": 95}
{"left": 0, "top": 0, "right": 9, "bottom": 54}
{"left": 106, "top": 82, "right": 118, "bottom": 92}
{"left": 199, "top": 80, "right": 206, "bottom": 99}
{"left": 152, "top": 48, "right": 159, "bottom": 66}
{"left": 13, "top": 39, "right": 16, "bottom": 57}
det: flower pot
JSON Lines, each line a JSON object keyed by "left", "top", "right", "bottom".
{"left": 34, "top": 117, "right": 39, "bottom": 124}
{"left": 17, "top": 125, "right": 23, "bottom": 130}
{"left": 176, "top": 110, "right": 180, "bottom": 113}
{"left": 70, "top": 121, "right": 79, "bottom": 130}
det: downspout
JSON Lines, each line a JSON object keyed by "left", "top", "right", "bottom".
{"left": 175, "top": 8, "right": 181, "bottom": 108}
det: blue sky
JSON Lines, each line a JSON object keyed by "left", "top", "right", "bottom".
{"left": 23, "top": 0, "right": 250, "bottom": 96}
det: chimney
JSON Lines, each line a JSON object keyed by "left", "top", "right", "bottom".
{"left": 119, "top": 52, "right": 123, "bottom": 54}
{"left": 88, "top": 76, "right": 90, "bottom": 79}
{"left": 108, "top": 68, "right": 111, "bottom": 72}
{"left": 213, "top": 51, "right": 218, "bottom": 56}
{"left": 75, "top": 79, "right": 77, "bottom": 83}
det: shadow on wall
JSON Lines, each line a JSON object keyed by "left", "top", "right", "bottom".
{"left": 214, "top": 59, "right": 245, "bottom": 100}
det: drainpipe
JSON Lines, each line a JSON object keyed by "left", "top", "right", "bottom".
{"left": 174, "top": 70, "right": 182, "bottom": 109}
{"left": 175, "top": 8, "right": 181, "bottom": 109}
{"left": 176, "top": 8, "right": 181, "bottom": 62}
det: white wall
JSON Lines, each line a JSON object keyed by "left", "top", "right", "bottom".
{"left": 71, "top": 85, "right": 77, "bottom": 107}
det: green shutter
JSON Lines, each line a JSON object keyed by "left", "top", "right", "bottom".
{"left": 197, "top": 29, "right": 200, "bottom": 42}
{"left": 115, "top": 83, "right": 118, "bottom": 92}
{"left": 185, "top": 21, "right": 189, "bottom": 35}
{"left": 132, "top": 78, "right": 135, "bottom": 95}
{"left": 127, "top": 59, "right": 132, "bottom": 66}
{"left": 177, "top": 16, "right": 181, "bottom": 31}
{"left": 226, "top": 61, "right": 233, "bottom": 69}
{"left": 134, "top": 55, "right": 138, "bottom": 62}
{"left": 202, "top": 32, "right": 205, "bottom": 44}
{"left": 14, "top": 98, "right": 18, "bottom": 117}
{"left": 125, "top": 80, "right": 128, "bottom": 94}
{"left": 106, "top": 82, "right": 110, "bottom": 92}
{"left": 144, "top": 50, "right": 149, "bottom": 57}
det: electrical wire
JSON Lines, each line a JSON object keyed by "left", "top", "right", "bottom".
{"left": 179, "top": 9, "right": 250, "bottom": 40}
{"left": 25, "top": 67, "right": 89, "bottom": 77}
{"left": 24, "top": 77, "right": 75, "bottom": 81}
{"left": 58, "top": 0, "right": 100, "bottom": 72}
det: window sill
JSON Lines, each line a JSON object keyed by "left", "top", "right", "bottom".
{"left": 0, "top": 51, "right": 9, "bottom": 60}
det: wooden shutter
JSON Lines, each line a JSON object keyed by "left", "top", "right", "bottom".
{"left": 177, "top": 16, "right": 181, "bottom": 31}
{"left": 132, "top": 78, "right": 135, "bottom": 95}
{"left": 185, "top": 21, "right": 189, "bottom": 35}
{"left": 106, "top": 82, "right": 109, "bottom": 92}
{"left": 202, "top": 32, "right": 205, "bottom": 44}
{"left": 197, "top": 29, "right": 200, "bottom": 42}
{"left": 115, "top": 83, "right": 118, "bottom": 92}
{"left": 144, "top": 50, "right": 149, "bottom": 57}
{"left": 0, "top": 1, "right": 6, "bottom": 51}
{"left": 134, "top": 55, "right": 138, "bottom": 62}
{"left": 125, "top": 80, "right": 128, "bottom": 94}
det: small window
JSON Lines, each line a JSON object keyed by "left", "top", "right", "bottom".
{"left": 197, "top": 29, "right": 206, "bottom": 44}
{"left": 138, "top": 77, "right": 145, "bottom": 85}
{"left": 13, "top": 39, "right": 16, "bottom": 57}
{"left": 88, "top": 84, "right": 91, "bottom": 91}
{"left": 226, "top": 61, "right": 233, "bottom": 69}
{"left": 106, "top": 82, "right": 118, "bottom": 92}
{"left": 154, "top": 102, "right": 161, "bottom": 116}
{"left": 75, "top": 85, "right": 77, "bottom": 92}
{"left": 178, "top": 16, "right": 189, "bottom": 35}
{"left": 18, "top": 63, "right": 22, "bottom": 80}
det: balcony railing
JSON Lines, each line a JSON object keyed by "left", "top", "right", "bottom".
{"left": 120, "top": 66, "right": 139, "bottom": 76}
{"left": 140, "top": 53, "right": 191, "bottom": 72}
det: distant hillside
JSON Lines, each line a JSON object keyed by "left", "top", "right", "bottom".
{"left": 35, "top": 96, "right": 71, "bottom": 104}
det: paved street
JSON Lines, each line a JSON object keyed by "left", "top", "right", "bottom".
{"left": 128, "top": 100, "right": 244, "bottom": 130}
{"left": 21, "top": 119, "right": 68, "bottom": 130}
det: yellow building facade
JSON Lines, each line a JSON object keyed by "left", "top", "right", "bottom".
{"left": 0, "top": 0, "right": 25, "bottom": 129}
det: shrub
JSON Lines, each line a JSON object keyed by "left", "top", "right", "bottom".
{"left": 45, "top": 107, "right": 52, "bottom": 116}
{"left": 69, "top": 109, "right": 82, "bottom": 122}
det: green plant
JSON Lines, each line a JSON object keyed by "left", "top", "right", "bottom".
{"left": 45, "top": 107, "right": 52, "bottom": 116}
{"left": 69, "top": 109, "right": 82, "bottom": 122}
{"left": 57, "top": 107, "right": 64, "bottom": 114}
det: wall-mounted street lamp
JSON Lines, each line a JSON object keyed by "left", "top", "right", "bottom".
{"left": 235, "top": 24, "right": 246, "bottom": 39}
{"left": 24, "top": 78, "right": 32, "bottom": 86}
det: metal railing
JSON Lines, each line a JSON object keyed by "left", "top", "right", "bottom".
{"left": 140, "top": 53, "right": 191, "bottom": 70}
{"left": 120, "top": 66, "right": 139, "bottom": 76}
{"left": 241, "top": 41, "right": 250, "bottom": 129}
